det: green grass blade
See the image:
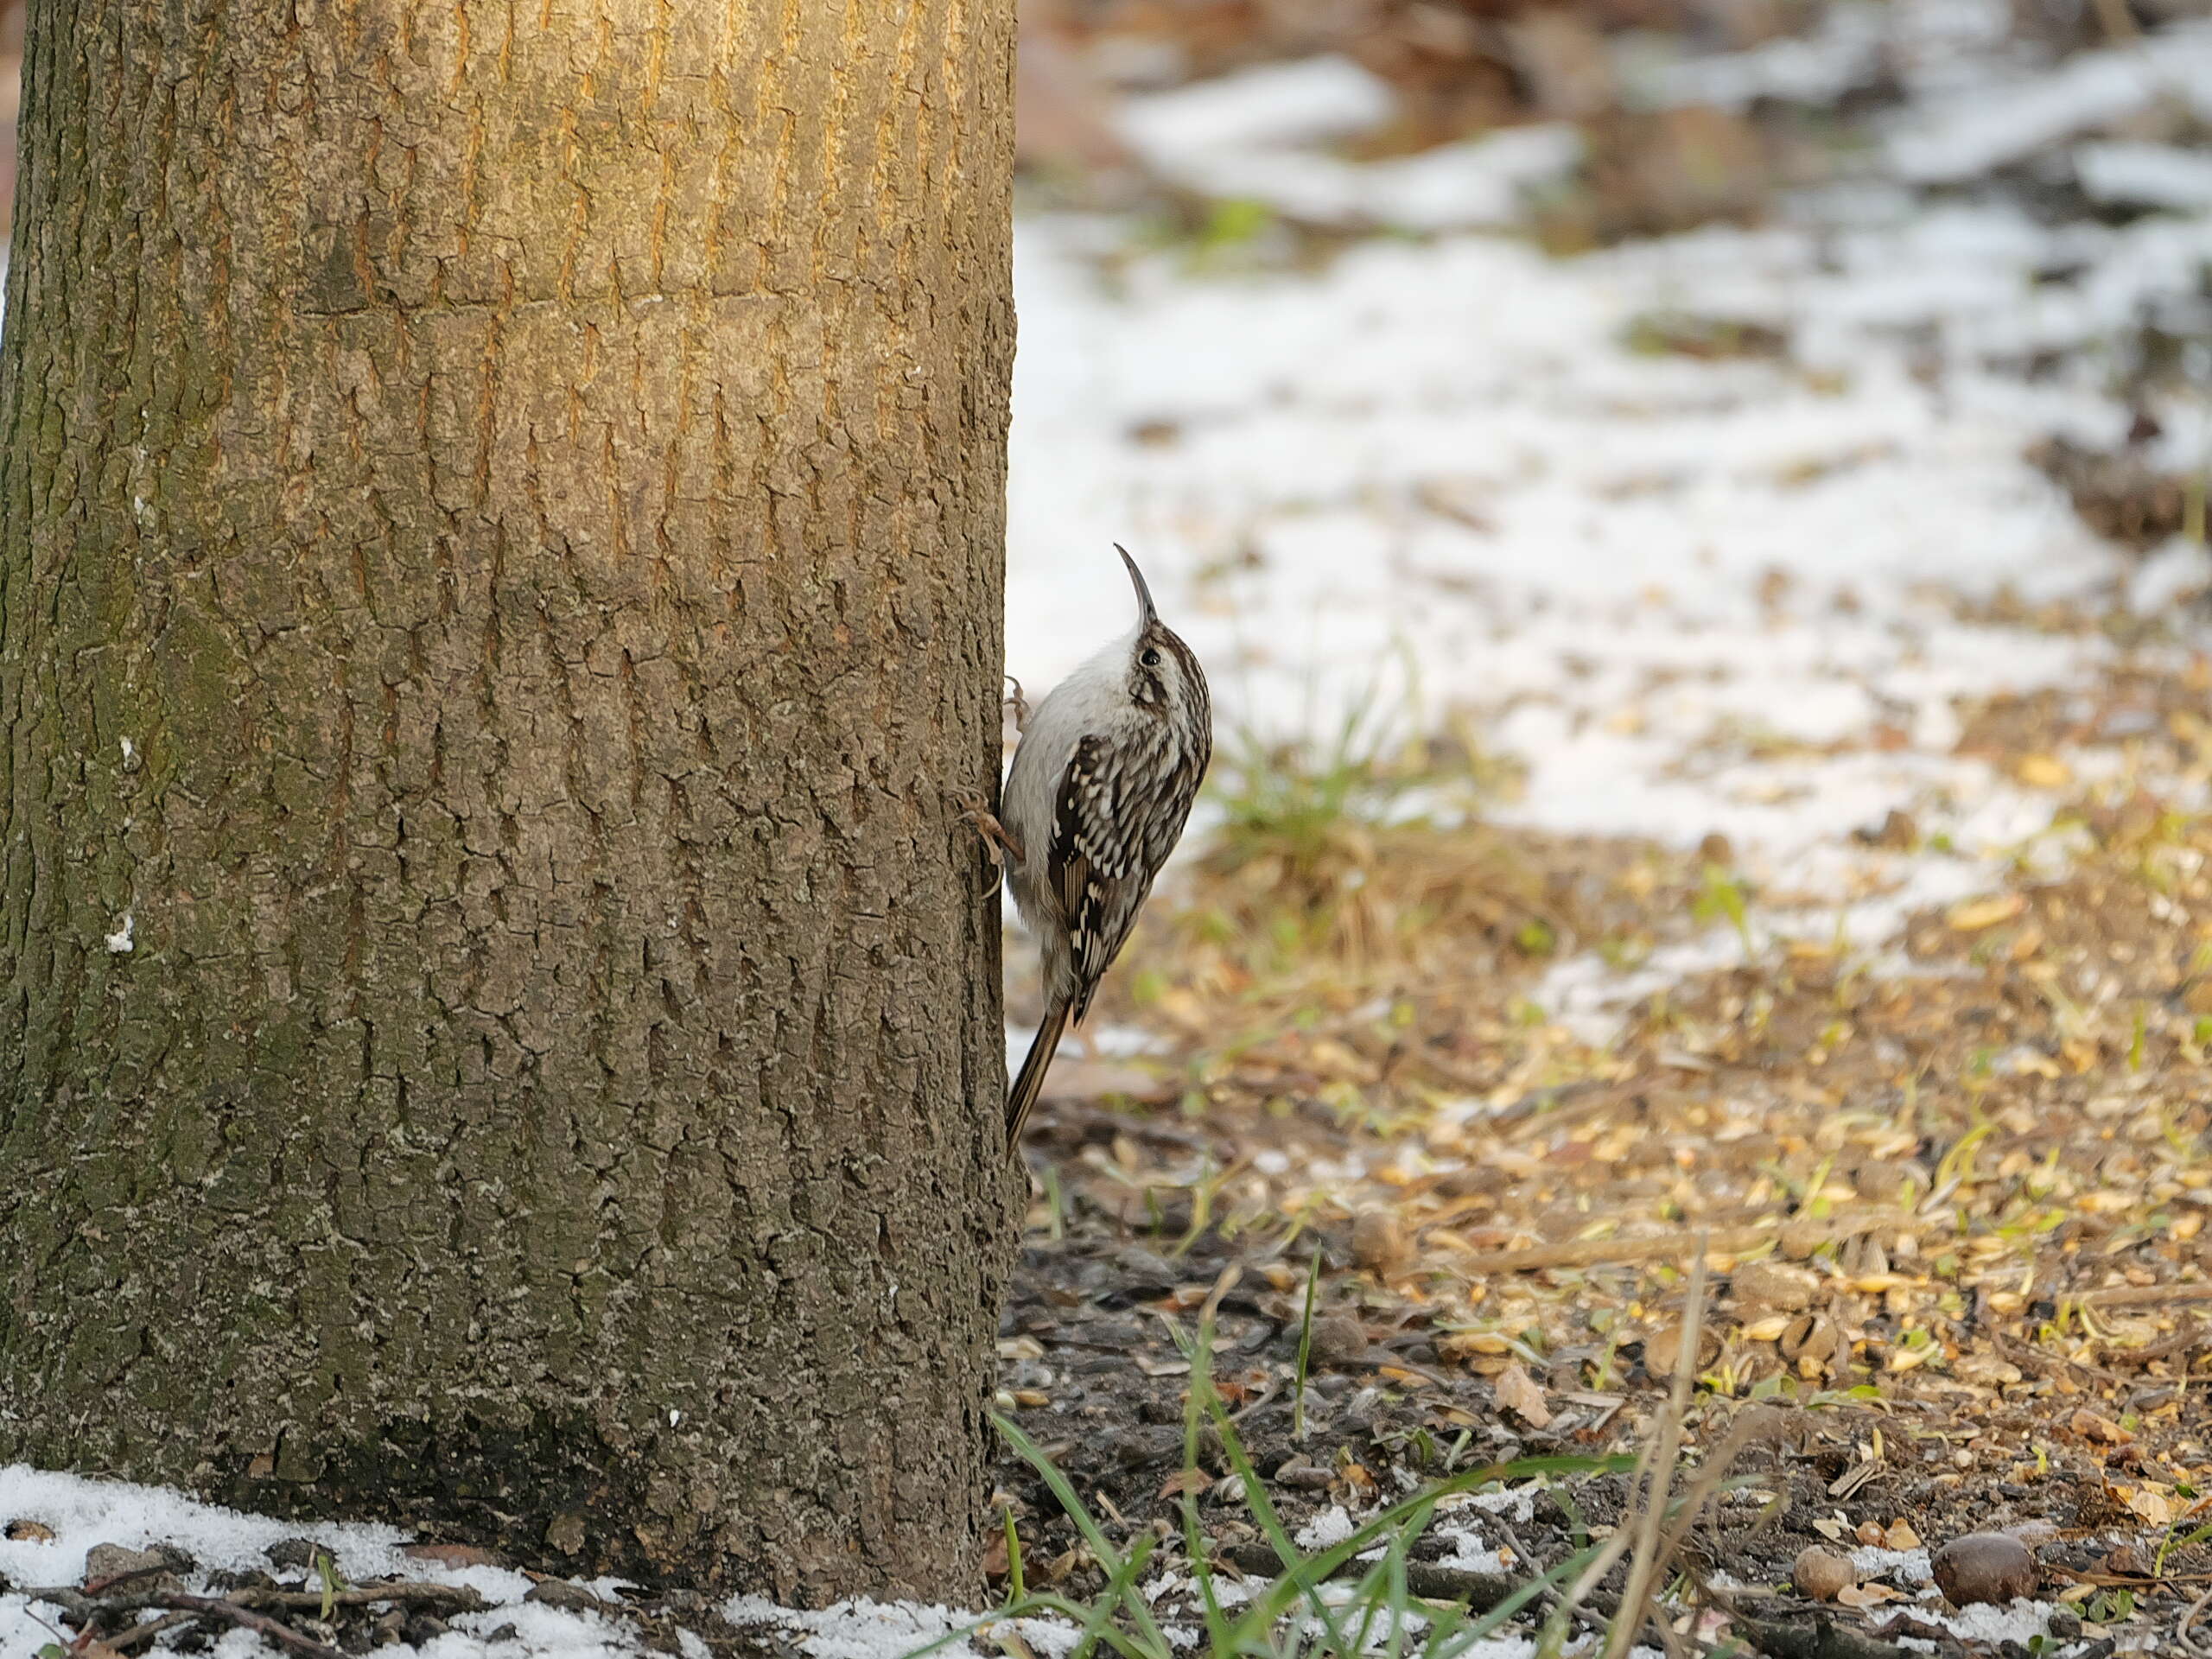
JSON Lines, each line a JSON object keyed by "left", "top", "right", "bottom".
{"left": 1004, "top": 1508, "right": 1026, "bottom": 1606}
{"left": 994, "top": 1413, "right": 1174, "bottom": 1655}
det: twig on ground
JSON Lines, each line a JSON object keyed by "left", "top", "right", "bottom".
{"left": 18, "top": 1577, "right": 487, "bottom": 1659}
{"left": 1219, "top": 1541, "right": 1531, "bottom": 1609}
{"left": 2079, "top": 1284, "right": 2212, "bottom": 1309}
{"left": 134, "top": 1594, "right": 347, "bottom": 1659}
{"left": 81, "top": 1564, "right": 181, "bottom": 1598}
{"left": 105, "top": 1610, "right": 197, "bottom": 1654}
{"left": 245, "top": 1582, "right": 487, "bottom": 1612}
{"left": 2180, "top": 1582, "right": 2212, "bottom": 1658}
{"left": 1457, "top": 1213, "right": 1918, "bottom": 1275}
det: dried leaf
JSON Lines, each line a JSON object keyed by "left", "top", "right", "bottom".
{"left": 1884, "top": 1519, "right": 1922, "bottom": 1551}
{"left": 3, "top": 1519, "right": 55, "bottom": 1543}
{"left": 1494, "top": 1361, "right": 1553, "bottom": 1427}
{"left": 1835, "top": 1582, "right": 1906, "bottom": 1608}
{"left": 1831, "top": 1465, "right": 1878, "bottom": 1500}
{"left": 1947, "top": 893, "right": 2025, "bottom": 931}
{"left": 2071, "top": 1409, "right": 2133, "bottom": 1445}
{"left": 2122, "top": 1485, "right": 2177, "bottom": 1526}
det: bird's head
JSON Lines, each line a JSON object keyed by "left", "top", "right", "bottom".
{"left": 1116, "top": 543, "right": 1206, "bottom": 720}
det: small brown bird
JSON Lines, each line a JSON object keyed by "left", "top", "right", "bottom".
{"left": 976, "top": 546, "right": 1211, "bottom": 1155}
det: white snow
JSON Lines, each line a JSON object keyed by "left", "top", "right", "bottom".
{"left": 0, "top": 1462, "right": 642, "bottom": 1657}
{"left": 2075, "top": 140, "right": 2212, "bottom": 210}
{"left": 1887, "top": 23, "right": 2212, "bottom": 182}
{"left": 1294, "top": 1504, "right": 1358, "bottom": 1549}
{"left": 1636, "top": 3, "right": 1889, "bottom": 111}
{"left": 1849, "top": 1544, "right": 1936, "bottom": 1585}
{"left": 1116, "top": 55, "right": 1582, "bottom": 230}
{"left": 728, "top": 1595, "right": 1085, "bottom": 1659}
{"left": 1916, "top": 1596, "right": 2067, "bottom": 1643}
{"left": 1118, "top": 55, "right": 1393, "bottom": 159}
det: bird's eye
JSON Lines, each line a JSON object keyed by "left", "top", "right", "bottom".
{"left": 1141, "top": 648, "right": 1163, "bottom": 667}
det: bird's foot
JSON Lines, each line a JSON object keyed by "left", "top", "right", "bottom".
{"left": 1004, "top": 675, "right": 1033, "bottom": 734}
{"left": 952, "top": 791, "right": 1024, "bottom": 899}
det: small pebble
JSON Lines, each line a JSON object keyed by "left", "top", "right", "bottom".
{"left": 1932, "top": 1532, "right": 2037, "bottom": 1606}
{"left": 1643, "top": 1321, "right": 1688, "bottom": 1376}
{"left": 1791, "top": 1545, "right": 1856, "bottom": 1602}
{"left": 1307, "top": 1313, "right": 1370, "bottom": 1368}
{"left": 1780, "top": 1313, "right": 1840, "bottom": 1365}
{"left": 83, "top": 1542, "right": 188, "bottom": 1589}
{"left": 1732, "top": 1262, "right": 1820, "bottom": 1313}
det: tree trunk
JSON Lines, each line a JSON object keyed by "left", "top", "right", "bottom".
{"left": 0, "top": 0, "right": 1015, "bottom": 1605}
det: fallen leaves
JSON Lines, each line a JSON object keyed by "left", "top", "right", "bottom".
{"left": 1946, "top": 892, "right": 2025, "bottom": 931}
{"left": 1834, "top": 1582, "right": 1907, "bottom": 1609}
{"left": 1492, "top": 1361, "right": 1553, "bottom": 1427}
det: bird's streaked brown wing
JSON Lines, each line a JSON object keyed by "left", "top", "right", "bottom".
{"left": 1050, "top": 734, "right": 1160, "bottom": 1024}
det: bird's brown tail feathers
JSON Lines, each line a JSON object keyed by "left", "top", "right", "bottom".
{"left": 1006, "top": 1002, "right": 1070, "bottom": 1159}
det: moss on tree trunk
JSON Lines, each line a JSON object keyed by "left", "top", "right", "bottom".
{"left": 0, "top": 0, "right": 1015, "bottom": 1605}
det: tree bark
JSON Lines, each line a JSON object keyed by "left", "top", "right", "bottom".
{"left": 0, "top": 0, "right": 1014, "bottom": 1605}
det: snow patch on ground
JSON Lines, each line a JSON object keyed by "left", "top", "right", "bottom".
{"left": 0, "top": 1463, "right": 638, "bottom": 1658}
{"left": 1635, "top": 2, "right": 1890, "bottom": 110}
{"left": 2075, "top": 140, "right": 2212, "bottom": 209}
{"left": 1887, "top": 22, "right": 2212, "bottom": 182}
{"left": 728, "top": 1595, "right": 1086, "bottom": 1659}
{"left": 1010, "top": 12, "right": 2212, "bottom": 1050}
{"left": 1116, "top": 54, "right": 1583, "bottom": 229}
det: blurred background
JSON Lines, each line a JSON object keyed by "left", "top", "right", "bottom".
{"left": 995, "top": 0, "right": 2212, "bottom": 1037}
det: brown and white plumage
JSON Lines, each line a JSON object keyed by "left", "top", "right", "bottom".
{"left": 997, "top": 546, "right": 1211, "bottom": 1154}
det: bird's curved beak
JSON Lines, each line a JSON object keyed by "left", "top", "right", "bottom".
{"left": 1115, "top": 543, "right": 1158, "bottom": 628}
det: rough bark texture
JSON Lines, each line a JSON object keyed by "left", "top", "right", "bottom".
{"left": 0, "top": 0, "right": 1015, "bottom": 1605}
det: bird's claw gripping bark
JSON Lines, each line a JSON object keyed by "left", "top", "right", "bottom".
{"left": 1004, "top": 675, "right": 1032, "bottom": 734}
{"left": 952, "top": 791, "right": 1024, "bottom": 899}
